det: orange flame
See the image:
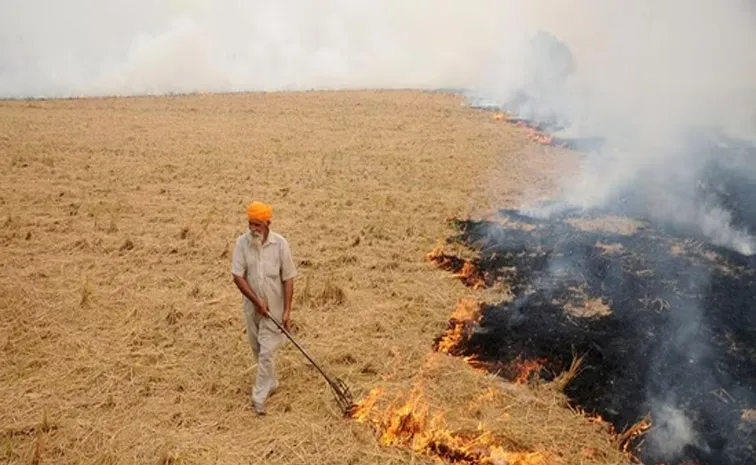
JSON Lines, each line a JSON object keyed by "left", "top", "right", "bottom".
{"left": 452, "top": 261, "right": 486, "bottom": 289}
{"left": 450, "top": 298, "right": 480, "bottom": 322}
{"left": 435, "top": 299, "right": 481, "bottom": 355}
{"left": 436, "top": 324, "right": 466, "bottom": 354}
{"left": 350, "top": 387, "right": 384, "bottom": 423}
{"left": 427, "top": 243, "right": 450, "bottom": 265}
{"left": 512, "top": 358, "right": 547, "bottom": 384}
{"left": 617, "top": 415, "right": 652, "bottom": 453}
{"left": 504, "top": 119, "right": 562, "bottom": 147}
{"left": 427, "top": 245, "right": 486, "bottom": 290}
{"left": 349, "top": 385, "right": 551, "bottom": 465}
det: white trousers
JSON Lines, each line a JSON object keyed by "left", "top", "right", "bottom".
{"left": 243, "top": 310, "right": 284, "bottom": 407}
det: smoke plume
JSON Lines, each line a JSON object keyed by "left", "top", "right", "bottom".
{"left": 0, "top": 0, "right": 532, "bottom": 97}
{"left": 482, "top": 1, "right": 756, "bottom": 255}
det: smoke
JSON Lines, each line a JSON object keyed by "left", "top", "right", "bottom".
{"left": 648, "top": 401, "right": 705, "bottom": 460}
{"left": 0, "top": 0, "right": 540, "bottom": 97}
{"left": 489, "top": 1, "right": 756, "bottom": 256}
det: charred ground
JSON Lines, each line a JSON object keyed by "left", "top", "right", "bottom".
{"left": 442, "top": 209, "right": 756, "bottom": 465}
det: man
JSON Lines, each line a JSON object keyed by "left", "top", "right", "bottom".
{"left": 231, "top": 201, "right": 297, "bottom": 415}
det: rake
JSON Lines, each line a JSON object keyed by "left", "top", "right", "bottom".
{"left": 266, "top": 315, "right": 355, "bottom": 416}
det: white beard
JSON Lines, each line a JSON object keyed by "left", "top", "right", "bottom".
{"left": 250, "top": 231, "right": 263, "bottom": 249}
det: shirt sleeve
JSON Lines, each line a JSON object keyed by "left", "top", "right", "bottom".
{"left": 231, "top": 236, "right": 246, "bottom": 277}
{"left": 280, "top": 238, "right": 298, "bottom": 281}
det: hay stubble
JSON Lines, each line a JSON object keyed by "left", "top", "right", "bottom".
{"left": 1, "top": 91, "right": 627, "bottom": 464}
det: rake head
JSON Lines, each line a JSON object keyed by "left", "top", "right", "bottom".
{"left": 328, "top": 376, "right": 356, "bottom": 416}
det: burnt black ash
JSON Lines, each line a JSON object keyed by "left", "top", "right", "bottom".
{"left": 446, "top": 210, "right": 756, "bottom": 465}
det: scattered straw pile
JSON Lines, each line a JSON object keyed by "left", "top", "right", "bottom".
{"left": 1, "top": 90, "right": 629, "bottom": 464}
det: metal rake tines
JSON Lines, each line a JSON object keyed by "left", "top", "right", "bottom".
{"left": 328, "top": 377, "right": 355, "bottom": 415}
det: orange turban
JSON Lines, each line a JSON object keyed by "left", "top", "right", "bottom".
{"left": 247, "top": 201, "right": 272, "bottom": 222}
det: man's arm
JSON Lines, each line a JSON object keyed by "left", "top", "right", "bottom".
{"left": 282, "top": 278, "right": 294, "bottom": 329}
{"left": 279, "top": 238, "right": 298, "bottom": 330}
{"left": 232, "top": 273, "right": 269, "bottom": 316}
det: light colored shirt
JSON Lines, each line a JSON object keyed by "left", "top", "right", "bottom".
{"left": 231, "top": 231, "right": 297, "bottom": 320}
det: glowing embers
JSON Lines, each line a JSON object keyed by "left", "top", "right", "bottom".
{"left": 427, "top": 245, "right": 486, "bottom": 290}
{"left": 349, "top": 383, "right": 549, "bottom": 465}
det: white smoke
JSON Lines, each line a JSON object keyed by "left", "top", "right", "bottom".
{"left": 498, "top": 1, "right": 756, "bottom": 255}
{"left": 648, "top": 401, "right": 707, "bottom": 460}
{"left": 0, "top": 0, "right": 537, "bottom": 97}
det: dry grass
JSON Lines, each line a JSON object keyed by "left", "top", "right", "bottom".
{"left": 0, "top": 90, "right": 631, "bottom": 464}
{"left": 565, "top": 298, "right": 613, "bottom": 318}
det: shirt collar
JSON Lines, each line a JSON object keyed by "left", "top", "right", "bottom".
{"left": 265, "top": 232, "right": 279, "bottom": 244}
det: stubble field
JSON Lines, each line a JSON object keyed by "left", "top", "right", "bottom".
{"left": 0, "top": 90, "right": 632, "bottom": 465}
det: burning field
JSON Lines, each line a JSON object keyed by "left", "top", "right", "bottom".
{"left": 4, "top": 88, "right": 753, "bottom": 465}
{"left": 428, "top": 207, "right": 756, "bottom": 465}
{"left": 1, "top": 90, "right": 624, "bottom": 465}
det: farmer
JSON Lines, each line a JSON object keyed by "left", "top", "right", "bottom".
{"left": 231, "top": 201, "right": 298, "bottom": 415}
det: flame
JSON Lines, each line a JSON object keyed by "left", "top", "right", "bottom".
{"left": 450, "top": 298, "right": 481, "bottom": 323}
{"left": 436, "top": 299, "right": 481, "bottom": 355}
{"left": 617, "top": 415, "right": 652, "bottom": 453}
{"left": 427, "top": 245, "right": 486, "bottom": 289}
{"left": 423, "top": 234, "right": 677, "bottom": 464}
{"left": 503, "top": 119, "right": 563, "bottom": 147}
{"left": 351, "top": 387, "right": 385, "bottom": 423}
{"left": 378, "top": 387, "right": 428, "bottom": 448}
{"left": 524, "top": 128, "right": 554, "bottom": 146}
{"left": 349, "top": 384, "right": 551, "bottom": 465}
{"left": 452, "top": 261, "right": 486, "bottom": 289}
{"left": 427, "top": 243, "right": 448, "bottom": 264}
{"left": 512, "top": 358, "right": 547, "bottom": 384}
{"left": 436, "top": 324, "right": 466, "bottom": 354}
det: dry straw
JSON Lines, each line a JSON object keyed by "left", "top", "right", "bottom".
{"left": 2, "top": 90, "right": 629, "bottom": 465}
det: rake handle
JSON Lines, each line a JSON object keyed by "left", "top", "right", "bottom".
{"left": 265, "top": 315, "right": 344, "bottom": 393}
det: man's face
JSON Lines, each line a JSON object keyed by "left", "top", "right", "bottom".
{"left": 248, "top": 219, "right": 269, "bottom": 238}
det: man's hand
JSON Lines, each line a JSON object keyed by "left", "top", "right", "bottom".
{"left": 256, "top": 300, "right": 270, "bottom": 317}
{"left": 283, "top": 312, "right": 291, "bottom": 331}
{"left": 232, "top": 274, "right": 269, "bottom": 317}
